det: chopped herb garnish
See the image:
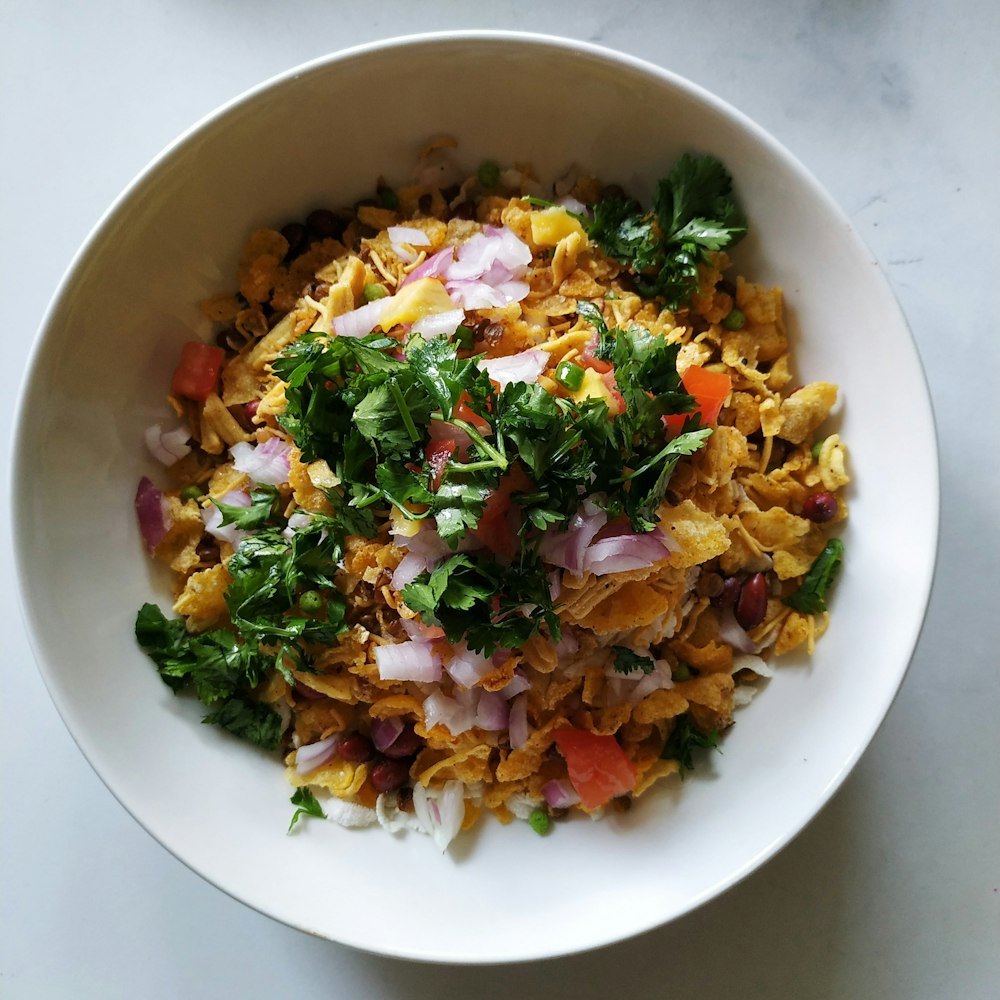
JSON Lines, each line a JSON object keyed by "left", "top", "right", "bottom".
{"left": 660, "top": 713, "right": 721, "bottom": 777}
{"left": 288, "top": 786, "right": 327, "bottom": 832}
{"left": 583, "top": 153, "right": 747, "bottom": 310}
{"left": 612, "top": 646, "right": 656, "bottom": 675}
{"left": 784, "top": 539, "right": 845, "bottom": 614}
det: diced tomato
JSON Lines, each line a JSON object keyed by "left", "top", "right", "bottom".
{"left": 472, "top": 486, "right": 516, "bottom": 560}
{"left": 471, "top": 464, "right": 531, "bottom": 561}
{"left": 425, "top": 437, "right": 457, "bottom": 491}
{"left": 552, "top": 727, "right": 637, "bottom": 810}
{"left": 454, "top": 391, "right": 492, "bottom": 435}
{"left": 579, "top": 349, "right": 613, "bottom": 375}
{"left": 663, "top": 365, "right": 732, "bottom": 437}
{"left": 171, "top": 341, "right": 226, "bottom": 401}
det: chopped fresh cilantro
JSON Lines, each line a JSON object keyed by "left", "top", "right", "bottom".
{"left": 583, "top": 153, "right": 747, "bottom": 310}
{"left": 214, "top": 485, "right": 281, "bottom": 529}
{"left": 784, "top": 539, "right": 845, "bottom": 614}
{"left": 612, "top": 646, "right": 655, "bottom": 674}
{"left": 203, "top": 696, "right": 283, "bottom": 750}
{"left": 288, "top": 786, "right": 327, "bottom": 832}
{"left": 402, "top": 551, "right": 560, "bottom": 656}
{"left": 135, "top": 603, "right": 270, "bottom": 703}
{"left": 660, "top": 713, "right": 721, "bottom": 777}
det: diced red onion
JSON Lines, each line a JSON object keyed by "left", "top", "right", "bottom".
{"left": 390, "top": 551, "right": 431, "bottom": 590}
{"left": 295, "top": 734, "right": 342, "bottom": 775}
{"left": 627, "top": 659, "right": 675, "bottom": 703}
{"left": 478, "top": 348, "right": 548, "bottom": 388}
{"left": 375, "top": 640, "right": 442, "bottom": 682}
{"left": 542, "top": 778, "right": 580, "bottom": 809}
{"left": 498, "top": 671, "right": 531, "bottom": 700}
{"left": 388, "top": 225, "right": 431, "bottom": 264}
{"left": 422, "top": 688, "right": 477, "bottom": 735}
{"left": 446, "top": 226, "right": 530, "bottom": 280}
{"left": 331, "top": 296, "right": 391, "bottom": 338}
{"left": 202, "top": 489, "right": 250, "bottom": 546}
{"left": 411, "top": 308, "right": 465, "bottom": 340}
{"left": 445, "top": 643, "right": 493, "bottom": 689}
{"left": 446, "top": 277, "right": 530, "bottom": 310}
{"left": 508, "top": 692, "right": 530, "bottom": 749}
{"left": 392, "top": 520, "right": 450, "bottom": 559}
{"left": 398, "top": 617, "right": 445, "bottom": 641}
{"left": 401, "top": 246, "right": 455, "bottom": 286}
{"left": 554, "top": 630, "right": 580, "bottom": 658}
{"left": 412, "top": 779, "right": 466, "bottom": 852}
{"left": 475, "top": 690, "right": 510, "bottom": 732}
{"left": 144, "top": 423, "right": 191, "bottom": 466}
{"left": 718, "top": 607, "right": 758, "bottom": 654}
{"left": 583, "top": 529, "right": 673, "bottom": 576}
{"left": 538, "top": 499, "right": 607, "bottom": 575}
{"left": 135, "top": 476, "right": 170, "bottom": 552}
{"left": 371, "top": 716, "right": 405, "bottom": 753}
{"left": 230, "top": 437, "right": 291, "bottom": 486}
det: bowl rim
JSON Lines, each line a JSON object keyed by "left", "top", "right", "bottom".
{"left": 10, "top": 29, "right": 940, "bottom": 963}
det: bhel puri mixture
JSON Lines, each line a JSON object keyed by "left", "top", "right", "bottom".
{"left": 134, "top": 141, "right": 848, "bottom": 850}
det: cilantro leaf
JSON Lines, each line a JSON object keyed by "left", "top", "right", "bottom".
{"left": 203, "top": 696, "right": 283, "bottom": 750}
{"left": 583, "top": 153, "right": 747, "bottom": 310}
{"left": 136, "top": 604, "right": 282, "bottom": 749}
{"left": 660, "top": 713, "right": 721, "bottom": 777}
{"left": 288, "top": 786, "right": 327, "bottom": 832}
{"left": 612, "top": 646, "right": 655, "bottom": 674}
{"left": 135, "top": 603, "right": 270, "bottom": 703}
{"left": 213, "top": 485, "right": 281, "bottom": 529}
{"left": 402, "top": 552, "right": 560, "bottom": 656}
{"left": 784, "top": 539, "right": 845, "bottom": 614}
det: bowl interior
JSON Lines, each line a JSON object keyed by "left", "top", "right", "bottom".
{"left": 12, "top": 33, "right": 937, "bottom": 963}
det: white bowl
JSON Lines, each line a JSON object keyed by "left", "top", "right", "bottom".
{"left": 12, "top": 32, "right": 938, "bottom": 963}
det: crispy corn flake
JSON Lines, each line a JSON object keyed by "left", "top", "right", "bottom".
{"left": 172, "top": 562, "right": 231, "bottom": 632}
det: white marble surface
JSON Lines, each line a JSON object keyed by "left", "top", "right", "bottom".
{"left": 1, "top": 2, "right": 998, "bottom": 997}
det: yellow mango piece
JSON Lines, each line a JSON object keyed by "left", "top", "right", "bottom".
{"left": 530, "top": 206, "right": 587, "bottom": 248}
{"left": 378, "top": 277, "right": 456, "bottom": 329}
{"left": 569, "top": 367, "right": 621, "bottom": 414}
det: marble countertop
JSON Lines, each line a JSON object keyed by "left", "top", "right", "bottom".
{"left": 2, "top": 3, "right": 997, "bottom": 997}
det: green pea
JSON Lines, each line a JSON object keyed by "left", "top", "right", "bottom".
{"left": 180, "top": 485, "right": 203, "bottom": 503}
{"left": 364, "top": 283, "right": 389, "bottom": 302}
{"left": 811, "top": 438, "right": 826, "bottom": 460}
{"left": 299, "top": 590, "right": 323, "bottom": 614}
{"left": 528, "top": 807, "right": 551, "bottom": 836}
{"left": 722, "top": 307, "right": 746, "bottom": 331}
{"left": 478, "top": 160, "right": 501, "bottom": 189}
{"left": 672, "top": 662, "right": 692, "bottom": 682}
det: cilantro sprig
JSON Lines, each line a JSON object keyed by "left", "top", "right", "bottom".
{"left": 660, "top": 712, "right": 721, "bottom": 777}
{"left": 135, "top": 502, "right": 361, "bottom": 747}
{"left": 288, "top": 786, "right": 327, "bottom": 832}
{"left": 592, "top": 153, "right": 746, "bottom": 309}
{"left": 135, "top": 603, "right": 282, "bottom": 750}
{"left": 534, "top": 154, "right": 746, "bottom": 311}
